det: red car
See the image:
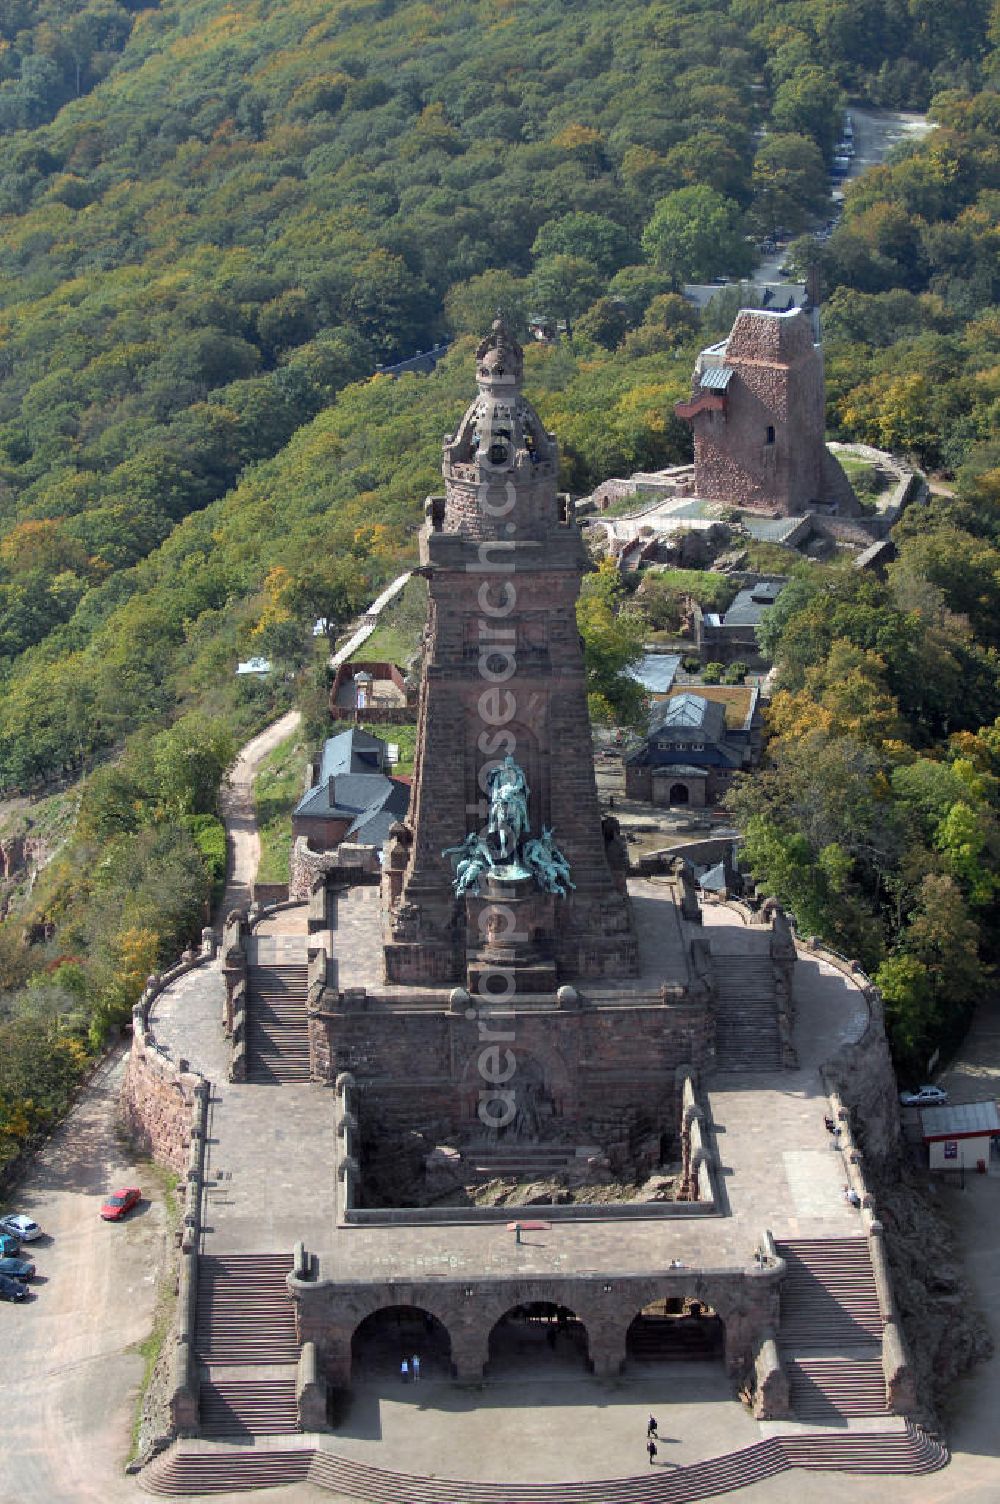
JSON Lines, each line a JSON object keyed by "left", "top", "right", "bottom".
{"left": 101, "top": 1187, "right": 141, "bottom": 1221}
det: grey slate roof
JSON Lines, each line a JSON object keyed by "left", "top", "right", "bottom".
{"left": 920, "top": 1101, "right": 1000, "bottom": 1140}
{"left": 295, "top": 727, "right": 409, "bottom": 844}
{"left": 318, "top": 728, "right": 386, "bottom": 781}
{"left": 630, "top": 653, "right": 681, "bottom": 695}
{"left": 700, "top": 366, "right": 733, "bottom": 391}
{"left": 650, "top": 693, "right": 727, "bottom": 742}
{"left": 721, "top": 579, "right": 786, "bottom": 627}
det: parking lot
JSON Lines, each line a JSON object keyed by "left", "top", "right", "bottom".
{"left": 0, "top": 1049, "right": 168, "bottom": 1504}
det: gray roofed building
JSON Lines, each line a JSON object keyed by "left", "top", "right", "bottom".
{"left": 294, "top": 728, "right": 410, "bottom": 852}
{"left": 625, "top": 687, "right": 761, "bottom": 808}
{"left": 696, "top": 577, "right": 787, "bottom": 665}
{"left": 722, "top": 579, "right": 785, "bottom": 626}
{"left": 629, "top": 653, "right": 681, "bottom": 698}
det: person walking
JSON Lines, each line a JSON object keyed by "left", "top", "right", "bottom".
{"left": 412, "top": 1354, "right": 421, "bottom": 1382}
{"left": 647, "top": 1438, "right": 658, "bottom": 1466}
{"left": 647, "top": 1414, "right": 658, "bottom": 1439}
{"left": 400, "top": 1357, "right": 409, "bottom": 1383}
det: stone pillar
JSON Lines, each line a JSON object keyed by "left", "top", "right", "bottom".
{"left": 590, "top": 1332, "right": 626, "bottom": 1378}
{"left": 451, "top": 1326, "right": 489, "bottom": 1382}
{"left": 297, "top": 1342, "right": 329, "bottom": 1431}
{"left": 325, "top": 1335, "right": 352, "bottom": 1390}
{"left": 753, "top": 1336, "right": 790, "bottom": 1419}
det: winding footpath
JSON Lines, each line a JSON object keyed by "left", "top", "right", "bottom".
{"left": 218, "top": 710, "right": 301, "bottom": 920}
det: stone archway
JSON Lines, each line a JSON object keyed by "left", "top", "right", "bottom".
{"left": 669, "top": 782, "right": 691, "bottom": 805}
{"left": 351, "top": 1305, "right": 453, "bottom": 1381}
{"left": 486, "top": 1301, "right": 590, "bottom": 1376}
{"left": 625, "top": 1295, "right": 724, "bottom": 1364}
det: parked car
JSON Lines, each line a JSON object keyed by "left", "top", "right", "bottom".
{"left": 0, "top": 1272, "right": 28, "bottom": 1301}
{"left": 101, "top": 1187, "right": 141, "bottom": 1222}
{"left": 0, "top": 1256, "right": 34, "bottom": 1281}
{"left": 0, "top": 1233, "right": 22, "bottom": 1258}
{"left": 899, "top": 1085, "right": 948, "bottom": 1107}
{"left": 0, "top": 1214, "right": 41, "bottom": 1242}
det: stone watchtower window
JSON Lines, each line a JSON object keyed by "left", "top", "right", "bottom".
{"left": 765, "top": 426, "right": 775, "bottom": 445}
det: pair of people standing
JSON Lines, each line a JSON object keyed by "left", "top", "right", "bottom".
{"left": 647, "top": 1414, "right": 658, "bottom": 1464}
{"left": 400, "top": 1355, "right": 422, "bottom": 1382}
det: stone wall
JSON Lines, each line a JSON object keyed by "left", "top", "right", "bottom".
{"left": 289, "top": 837, "right": 381, "bottom": 901}
{"left": 309, "top": 987, "right": 714, "bottom": 1145}
{"left": 291, "top": 1259, "right": 782, "bottom": 1388}
{"left": 120, "top": 933, "right": 215, "bottom": 1174}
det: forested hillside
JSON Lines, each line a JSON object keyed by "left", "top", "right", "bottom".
{"left": 0, "top": 0, "right": 998, "bottom": 1166}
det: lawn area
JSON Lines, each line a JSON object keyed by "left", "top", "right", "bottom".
{"left": 351, "top": 575, "right": 427, "bottom": 666}
{"left": 254, "top": 728, "right": 310, "bottom": 885}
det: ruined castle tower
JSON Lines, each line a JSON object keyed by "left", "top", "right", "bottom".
{"left": 676, "top": 307, "right": 858, "bottom": 516}
{"left": 384, "top": 319, "right": 637, "bottom": 987}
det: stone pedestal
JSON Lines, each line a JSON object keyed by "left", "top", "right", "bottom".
{"left": 465, "top": 871, "right": 557, "bottom": 997}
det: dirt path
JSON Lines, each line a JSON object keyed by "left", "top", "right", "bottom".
{"left": 218, "top": 708, "right": 301, "bottom": 920}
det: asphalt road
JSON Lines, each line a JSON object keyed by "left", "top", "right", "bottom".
{"left": 750, "top": 107, "right": 933, "bottom": 287}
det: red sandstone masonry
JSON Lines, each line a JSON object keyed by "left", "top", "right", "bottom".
{"left": 120, "top": 933, "right": 215, "bottom": 1174}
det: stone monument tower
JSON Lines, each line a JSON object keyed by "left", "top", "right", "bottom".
{"left": 675, "top": 307, "right": 858, "bottom": 516}
{"left": 384, "top": 318, "right": 637, "bottom": 988}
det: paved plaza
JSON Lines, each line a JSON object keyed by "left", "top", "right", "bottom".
{"left": 149, "top": 895, "right": 869, "bottom": 1282}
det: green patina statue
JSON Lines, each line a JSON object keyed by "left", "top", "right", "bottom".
{"left": 443, "top": 755, "right": 574, "bottom": 898}
{"left": 441, "top": 832, "right": 495, "bottom": 896}
{"left": 523, "top": 827, "right": 576, "bottom": 896}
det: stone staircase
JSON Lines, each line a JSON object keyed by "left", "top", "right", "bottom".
{"left": 785, "top": 1356, "right": 888, "bottom": 1420}
{"left": 466, "top": 1143, "right": 583, "bottom": 1182}
{"left": 775, "top": 1236, "right": 888, "bottom": 1422}
{"left": 711, "top": 954, "right": 781, "bottom": 1071}
{"left": 194, "top": 1254, "right": 301, "bottom": 1441}
{"left": 199, "top": 1376, "right": 299, "bottom": 1437}
{"left": 143, "top": 1424, "right": 948, "bottom": 1498}
{"left": 195, "top": 1254, "right": 300, "bottom": 1365}
{"left": 247, "top": 963, "right": 310, "bottom": 1082}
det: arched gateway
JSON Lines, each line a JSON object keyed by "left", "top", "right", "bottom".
{"left": 487, "top": 1302, "right": 590, "bottom": 1376}
{"left": 351, "top": 1306, "right": 452, "bottom": 1381}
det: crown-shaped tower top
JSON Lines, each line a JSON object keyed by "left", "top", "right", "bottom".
{"left": 475, "top": 313, "right": 524, "bottom": 392}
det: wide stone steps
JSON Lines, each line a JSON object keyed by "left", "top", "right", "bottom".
{"left": 711, "top": 956, "right": 782, "bottom": 1071}
{"left": 248, "top": 964, "right": 310, "bottom": 1083}
{"left": 775, "top": 1237, "right": 884, "bottom": 1346}
{"left": 143, "top": 1424, "right": 948, "bottom": 1498}
{"left": 785, "top": 1356, "right": 888, "bottom": 1420}
{"left": 468, "top": 1144, "right": 581, "bottom": 1180}
{"left": 199, "top": 1375, "right": 300, "bottom": 1437}
{"left": 195, "top": 1255, "right": 299, "bottom": 1366}
{"left": 628, "top": 1315, "right": 722, "bottom": 1361}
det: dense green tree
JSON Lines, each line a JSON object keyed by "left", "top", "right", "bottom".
{"left": 528, "top": 256, "right": 604, "bottom": 337}
{"left": 750, "top": 133, "right": 830, "bottom": 235}
{"left": 641, "top": 186, "right": 753, "bottom": 287}
{"left": 771, "top": 65, "right": 845, "bottom": 160}
{"left": 531, "top": 213, "right": 633, "bottom": 277}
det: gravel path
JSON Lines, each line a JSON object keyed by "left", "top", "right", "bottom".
{"left": 218, "top": 708, "right": 301, "bottom": 921}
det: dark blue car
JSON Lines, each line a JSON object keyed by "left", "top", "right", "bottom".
{"left": 0, "top": 1256, "right": 34, "bottom": 1281}
{"left": 0, "top": 1272, "right": 28, "bottom": 1301}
